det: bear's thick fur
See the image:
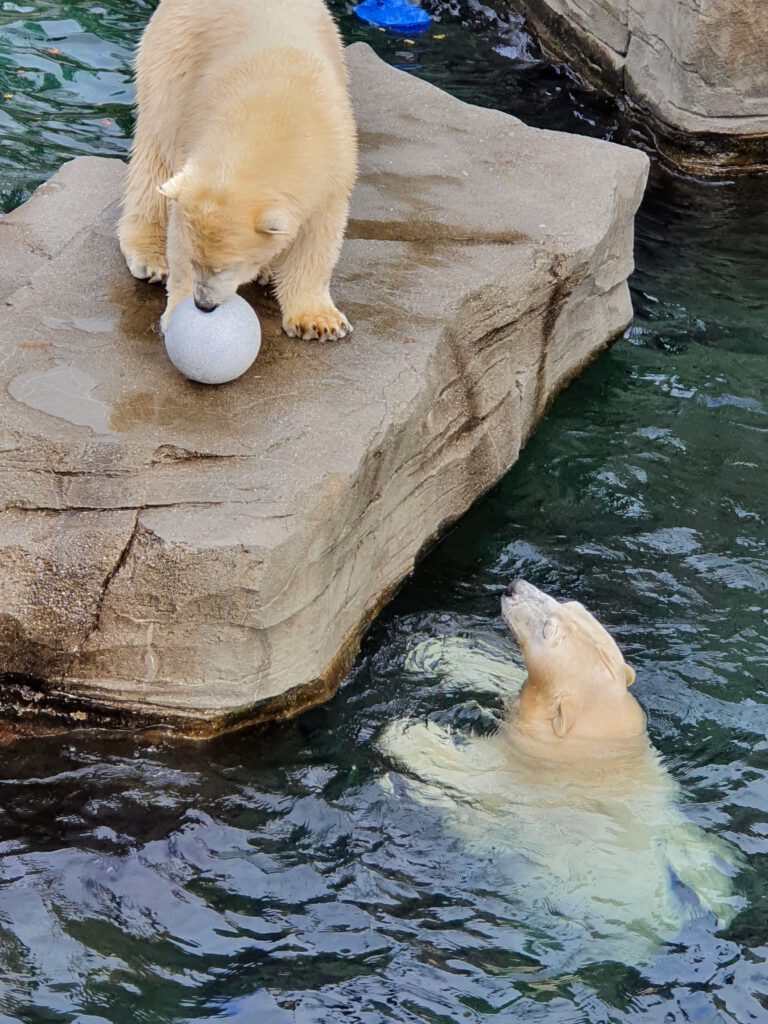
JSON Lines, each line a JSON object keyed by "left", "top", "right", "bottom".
{"left": 119, "top": 0, "right": 357, "bottom": 340}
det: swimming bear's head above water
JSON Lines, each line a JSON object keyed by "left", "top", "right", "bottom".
{"left": 502, "top": 580, "right": 646, "bottom": 745}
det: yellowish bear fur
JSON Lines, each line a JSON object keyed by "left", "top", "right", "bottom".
{"left": 380, "top": 581, "right": 742, "bottom": 967}
{"left": 118, "top": 0, "right": 358, "bottom": 340}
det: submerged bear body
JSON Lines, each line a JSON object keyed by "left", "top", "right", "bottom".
{"left": 380, "top": 583, "right": 742, "bottom": 967}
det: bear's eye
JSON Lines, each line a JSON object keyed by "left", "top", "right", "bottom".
{"left": 542, "top": 619, "right": 558, "bottom": 642}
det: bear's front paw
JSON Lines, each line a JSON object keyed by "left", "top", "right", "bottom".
{"left": 282, "top": 306, "right": 352, "bottom": 342}
{"left": 160, "top": 291, "right": 190, "bottom": 334}
{"left": 124, "top": 249, "right": 169, "bottom": 285}
{"left": 159, "top": 302, "right": 179, "bottom": 335}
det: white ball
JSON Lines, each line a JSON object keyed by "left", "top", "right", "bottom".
{"left": 164, "top": 295, "right": 261, "bottom": 384}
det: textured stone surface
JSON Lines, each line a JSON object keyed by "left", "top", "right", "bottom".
{"left": 509, "top": 0, "right": 768, "bottom": 174}
{"left": 0, "top": 44, "right": 648, "bottom": 736}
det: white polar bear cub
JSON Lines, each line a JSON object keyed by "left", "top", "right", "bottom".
{"left": 380, "top": 580, "right": 742, "bottom": 968}
{"left": 119, "top": 0, "right": 358, "bottom": 340}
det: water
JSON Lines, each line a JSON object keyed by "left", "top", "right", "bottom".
{"left": 0, "top": 2, "right": 767, "bottom": 1021}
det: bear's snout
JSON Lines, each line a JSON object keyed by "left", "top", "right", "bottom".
{"left": 501, "top": 580, "right": 556, "bottom": 640}
{"left": 504, "top": 579, "right": 547, "bottom": 603}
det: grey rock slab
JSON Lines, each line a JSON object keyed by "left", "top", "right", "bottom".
{"left": 0, "top": 43, "right": 648, "bottom": 736}
{"left": 506, "top": 0, "right": 768, "bottom": 174}
{"left": 626, "top": 0, "right": 768, "bottom": 129}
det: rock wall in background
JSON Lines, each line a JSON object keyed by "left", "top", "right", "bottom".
{"left": 510, "top": 0, "right": 768, "bottom": 173}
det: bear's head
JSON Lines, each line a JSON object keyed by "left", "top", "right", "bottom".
{"left": 501, "top": 580, "right": 645, "bottom": 743}
{"left": 158, "top": 171, "right": 297, "bottom": 312}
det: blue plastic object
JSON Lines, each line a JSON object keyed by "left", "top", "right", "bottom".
{"left": 353, "top": 0, "right": 433, "bottom": 34}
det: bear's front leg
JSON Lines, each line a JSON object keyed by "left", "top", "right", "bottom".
{"left": 160, "top": 203, "right": 194, "bottom": 334}
{"left": 118, "top": 125, "right": 170, "bottom": 285}
{"left": 274, "top": 197, "right": 352, "bottom": 342}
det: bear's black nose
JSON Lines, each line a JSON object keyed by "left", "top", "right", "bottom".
{"left": 505, "top": 579, "right": 523, "bottom": 597}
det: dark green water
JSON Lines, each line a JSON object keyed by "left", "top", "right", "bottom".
{"left": 1, "top": 2, "right": 766, "bottom": 1021}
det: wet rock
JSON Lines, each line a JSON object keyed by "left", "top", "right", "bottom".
{"left": 509, "top": 0, "right": 768, "bottom": 174}
{"left": 0, "top": 44, "right": 648, "bottom": 736}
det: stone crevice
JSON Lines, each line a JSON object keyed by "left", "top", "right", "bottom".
{"left": 86, "top": 510, "right": 141, "bottom": 642}
{"left": 2, "top": 501, "right": 223, "bottom": 515}
{"left": 151, "top": 445, "right": 243, "bottom": 464}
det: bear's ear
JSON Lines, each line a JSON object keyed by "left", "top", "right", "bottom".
{"left": 625, "top": 663, "right": 636, "bottom": 687}
{"left": 551, "top": 695, "right": 573, "bottom": 739}
{"left": 157, "top": 172, "right": 187, "bottom": 201}
{"left": 256, "top": 209, "right": 291, "bottom": 235}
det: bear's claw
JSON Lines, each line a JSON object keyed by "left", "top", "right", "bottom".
{"left": 125, "top": 251, "right": 169, "bottom": 285}
{"left": 282, "top": 308, "right": 352, "bottom": 342}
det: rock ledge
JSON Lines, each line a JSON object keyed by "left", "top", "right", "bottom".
{"left": 0, "top": 45, "right": 648, "bottom": 736}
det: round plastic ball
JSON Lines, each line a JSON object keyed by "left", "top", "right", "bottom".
{"left": 164, "top": 295, "right": 261, "bottom": 384}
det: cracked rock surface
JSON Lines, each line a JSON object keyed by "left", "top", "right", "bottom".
{"left": 0, "top": 44, "right": 648, "bottom": 736}
{"left": 509, "top": 0, "right": 768, "bottom": 173}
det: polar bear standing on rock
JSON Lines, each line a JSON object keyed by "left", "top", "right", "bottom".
{"left": 380, "top": 580, "right": 742, "bottom": 968}
{"left": 119, "top": 0, "right": 357, "bottom": 340}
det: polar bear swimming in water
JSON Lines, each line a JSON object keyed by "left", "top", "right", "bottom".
{"left": 379, "top": 580, "right": 742, "bottom": 969}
